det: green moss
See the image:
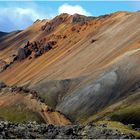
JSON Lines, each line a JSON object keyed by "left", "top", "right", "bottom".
{"left": 39, "top": 93, "right": 57, "bottom": 109}
{"left": 83, "top": 100, "right": 140, "bottom": 126}
{"left": 110, "top": 103, "right": 140, "bottom": 127}
{"left": 97, "top": 121, "right": 140, "bottom": 138}
{"left": 0, "top": 104, "right": 44, "bottom": 123}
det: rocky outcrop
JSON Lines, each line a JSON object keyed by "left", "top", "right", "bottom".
{"left": 0, "top": 121, "right": 136, "bottom": 139}
{"left": 41, "top": 13, "right": 70, "bottom": 32}
{"left": 71, "top": 14, "right": 94, "bottom": 24}
{"left": 0, "top": 82, "right": 71, "bottom": 125}
{"left": 0, "top": 81, "right": 6, "bottom": 89}
{"left": 0, "top": 55, "right": 18, "bottom": 72}
{"left": 0, "top": 60, "right": 7, "bottom": 72}
{"left": 17, "top": 47, "right": 31, "bottom": 60}
{"left": 16, "top": 40, "right": 56, "bottom": 61}
{"left": 0, "top": 38, "right": 56, "bottom": 72}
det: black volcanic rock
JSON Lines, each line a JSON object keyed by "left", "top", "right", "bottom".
{"left": 17, "top": 47, "right": 31, "bottom": 60}
{"left": 71, "top": 14, "right": 94, "bottom": 24}
{"left": 0, "top": 121, "right": 136, "bottom": 139}
{"left": 16, "top": 40, "right": 56, "bottom": 60}
{"left": 0, "top": 81, "right": 6, "bottom": 89}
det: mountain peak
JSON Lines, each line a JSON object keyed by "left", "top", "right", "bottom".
{"left": 33, "top": 19, "right": 49, "bottom": 24}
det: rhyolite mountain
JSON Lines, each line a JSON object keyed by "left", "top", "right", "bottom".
{"left": 0, "top": 11, "right": 140, "bottom": 137}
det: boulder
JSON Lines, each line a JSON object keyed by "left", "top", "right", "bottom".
{"left": 44, "top": 45, "right": 50, "bottom": 52}
{"left": 34, "top": 51, "right": 42, "bottom": 58}
{"left": 0, "top": 81, "right": 6, "bottom": 89}
{"left": 91, "top": 39, "right": 97, "bottom": 43}
{"left": 44, "top": 41, "right": 56, "bottom": 52}
{"left": 44, "top": 44, "right": 52, "bottom": 52}
{"left": 17, "top": 47, "right": 31, "bottom": 60}
{"left": 17, "top": 48, "right": 27, "bottom": 60}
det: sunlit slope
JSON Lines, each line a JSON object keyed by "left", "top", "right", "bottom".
{"left": 1, "top": 12, "right": 140, "bottom": 85}
{"left": 0, "top": 93, "right": 44, "bottom": 123}
{"left": 0, "top": 20, "right": 47, "bottom": 60}
{"left": 56, "top": 48, "right": 140, "bottom": 121}
{"left": 0, "top": 90, "right": 71, "bottom": 125}
{"left": 0, "top": 12, "right": 140, "bottom": 123}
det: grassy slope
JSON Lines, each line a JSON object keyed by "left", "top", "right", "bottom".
{"left": 82, "top": 91, "right": 140, "bottom": 134}
{"left": 97, "top": 121, "right": 140, "bottom": 138}
{"left": 0, "top": 92, "right": 45, "bottom": 123}
{"left": 0, "top": 104, "right": 44, "bottom": 123}
{"left": 110, "top": 103, "right": 140, "bottom": 127}
{"left": 0, "top": 91, "right": 71, "bottom": 125}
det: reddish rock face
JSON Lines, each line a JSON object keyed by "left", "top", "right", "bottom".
{"left": 0, "top": 60, "right": 7, "bottom": 72}
{"left": 16, "top": 40, "right": 57, "bottom": 60}
{"left": 71, "top": 14, "right": 94, "bottom": 24}
{"left": 0, "top": 11, "right": 140, "bottom": 126}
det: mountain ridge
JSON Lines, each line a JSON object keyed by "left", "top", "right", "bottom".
{"left": 0, "top": 11, "right": 140, "bottom": 136}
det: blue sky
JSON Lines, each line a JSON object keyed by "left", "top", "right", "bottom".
{"left": 0, "top": 1, "right": 140, "bottom": 32}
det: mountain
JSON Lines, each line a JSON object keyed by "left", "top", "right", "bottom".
{"left": 0, "top": 31, "right": 8, "bottom": 38}
{"left": 0, "top": 11, "right": 140, "bottom": 138}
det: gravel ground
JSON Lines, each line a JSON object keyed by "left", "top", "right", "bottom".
{"left": 0, "top": 121, "right": 135, "bottom": 139}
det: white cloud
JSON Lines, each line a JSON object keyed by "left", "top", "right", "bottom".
{"left": 0, "top": 7, "right": 47, "bottom": 32}
{"left": 58, "top": 4, "right": 91, "bottom": 16}
{"left": 0, "top": 4, "right": 91, "bottom": 32}
{"left": 14, "top": 8, "right": 42, "bottom": 21}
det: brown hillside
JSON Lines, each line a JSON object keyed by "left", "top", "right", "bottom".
{"left": 0, "top": 11, "right": 140, "bottom": 124}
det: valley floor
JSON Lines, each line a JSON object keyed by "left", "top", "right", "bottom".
{"left": 0, "top": 82, "right": 140, "bottom": 139}
{"left": 0, "top": 121, "right": 139, "bottom": 139}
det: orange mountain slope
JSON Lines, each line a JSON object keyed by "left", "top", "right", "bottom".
{"left": 0, "top": 11, "right": 140, "bottom": 124}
